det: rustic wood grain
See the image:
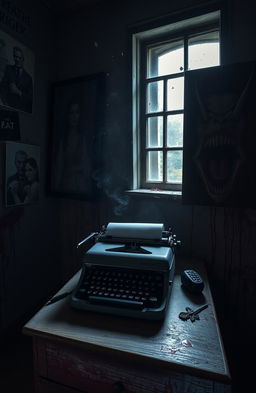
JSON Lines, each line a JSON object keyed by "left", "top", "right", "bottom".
{"left": 34, "top": 335, "right": 230, "bottom": 393}
{"left": 23, "top": 257, "right": 230, "bottom": 386}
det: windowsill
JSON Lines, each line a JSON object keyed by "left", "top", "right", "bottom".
{"left": 126, "top": 189, "right": 182, "bottom": 200}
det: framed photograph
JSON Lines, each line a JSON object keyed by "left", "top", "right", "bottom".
{"left": 0, "top": 29, "right": 34, "bottom": 114}
{"left": 49, "top": 72, "right": 105, "bottom": 200}
{"left": 5, "top": 142, "right": 40, "bottom": 207}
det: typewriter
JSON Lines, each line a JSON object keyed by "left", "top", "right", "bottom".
{"left": 70, "top": 223, "right": 179, "bottom": 320}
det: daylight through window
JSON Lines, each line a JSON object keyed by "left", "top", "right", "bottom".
{"left": 132, "top": 11, "right": 221, "bottom": 192}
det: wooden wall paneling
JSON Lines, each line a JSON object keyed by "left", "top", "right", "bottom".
{"left": 59, "top": 199, "right": 100, "bottom": 281}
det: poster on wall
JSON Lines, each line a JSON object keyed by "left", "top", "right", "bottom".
{"left": 0, "top": 108, "right": 20, "bottom": 140}
{"left": 182, "top": 61, "right": 256, "bottom": 208}
{"left": 48, "top": 72, "right": 105, "bottom": 200}
{"left": 0, "top": 29, "right": 34, "bottom": 114}
{"left": 5, "top": 142, "right": 40, "bottom": 207}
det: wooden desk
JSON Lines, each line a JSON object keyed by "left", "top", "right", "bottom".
{"left": 23, "top": 258, "right": 231, "bottom": 393}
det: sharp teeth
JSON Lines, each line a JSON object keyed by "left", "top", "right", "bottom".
{"left": 204, "top": 134, "right": 237, "bottom": 148}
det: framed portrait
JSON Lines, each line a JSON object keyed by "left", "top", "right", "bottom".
{"left": 48, "top": 72, "right": 105, "bottom": 200}
{"left": 0, "top": 28, "right": 34, "bottom": 114}
{"left": 5, "top": 142, "right": 40, "bottom": 207}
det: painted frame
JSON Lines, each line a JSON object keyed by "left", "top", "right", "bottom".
{"left": 48, "top": 72, "right": 105, "bottom": 200}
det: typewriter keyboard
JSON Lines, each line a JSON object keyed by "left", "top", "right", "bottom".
{"left": 75, "top": 265, "right": 165, "bottom": 309}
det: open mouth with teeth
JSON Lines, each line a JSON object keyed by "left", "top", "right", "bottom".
{"left": 192, "top": 69, "right": 253, "bottom": 204}
{"left": 194, "top": 132, "right": 244, "bottom": 203}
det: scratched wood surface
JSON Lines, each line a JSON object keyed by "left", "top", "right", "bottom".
{"left": 34, "top": 336, "right": 231, "bottom": 393}
{"left": 23, "top": 257, "right": 230, "bottom": 384}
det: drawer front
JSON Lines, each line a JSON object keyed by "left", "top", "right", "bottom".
{"left": 36, "top": 377, "right": 130, "bottom": 393}
{"left": 36, "top": 378, "right": 85, "bottom": 393}
{"left": 35, "top": 339, "right": 168, "bottom": 393}
{"left": 34, "top": 338, "right": 230, "bottom": 393}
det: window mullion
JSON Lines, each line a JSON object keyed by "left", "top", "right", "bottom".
{"left": 184, "top": 35, "right": 188, "bottom": 71}
{"left": 162, "top": 78, "right": 167, "bottom": 183}
{"left": 141, "top": 56, "right": 147, "bottom": 187}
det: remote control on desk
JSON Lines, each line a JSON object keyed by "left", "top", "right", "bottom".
{"left": 180, "top": 269, "right": 204, "bottom": 294}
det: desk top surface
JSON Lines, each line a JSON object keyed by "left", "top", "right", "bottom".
{"left": 23, "top": 257, "right": 230, "bottom": 383}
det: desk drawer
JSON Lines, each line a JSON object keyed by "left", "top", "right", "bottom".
{"left": 37, "top": 378, "right": 85, "bottom": 393}
{"left": 37, "top": 377, "right": 131, "bottom": 393}
{"left": 35, "top": 338, "right": 170, "bottom": 393}
{"left": 34, "top": 338, "right": 230, "bottom": 393}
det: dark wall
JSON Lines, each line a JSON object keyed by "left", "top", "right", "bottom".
{"left": 54, "top": 0, "right": 256, "bottom": 391}
{"left": 0, "top": 0, "right": 254, "bottom": 390}
{"left": 0, "top": 0, "right": 62, "bottom": 333}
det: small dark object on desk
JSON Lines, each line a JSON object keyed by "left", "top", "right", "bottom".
{"left": 45, "top": 291, "right": 73, "bottom": 305}
{"left": 181, "top": 269, "right": 204, "bottom": 294}
{"left": 179, "top": 304, "right": 208, "bottom": 322}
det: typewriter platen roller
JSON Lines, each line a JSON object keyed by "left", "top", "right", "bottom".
{"left": 70, "top": 223, "right": 179, "bottom": 320}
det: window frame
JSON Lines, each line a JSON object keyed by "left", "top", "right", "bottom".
{"left": 132, "top": 9, "right": 223, "bottom": 192}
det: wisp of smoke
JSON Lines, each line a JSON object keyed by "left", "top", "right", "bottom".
{"left": 92, "top": 170, "right": 130, "bottom": 216}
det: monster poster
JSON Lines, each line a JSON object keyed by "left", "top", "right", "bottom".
{"left": 182, "top": 61, "right": 256, "bottom": 207}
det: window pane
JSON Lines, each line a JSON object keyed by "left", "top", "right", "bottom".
{"left": 167, "top": 151, "right": 183, "bottom": 183}
{"left": 147, "top": 151, "right": 163, "bottom": 181}
{"left": 188, "top": 31, "right": 220, "bottom": 70}
{"left": 147, "top": 81, "right": 163, "bottom": 113}
{"left": 147, "top": 116, "right": 163, "bottom": 147}
{"left": 167, "top": 114, "right": 183, "bottom": 147}
{"left": 148, "top": 40, "right": 184, "bottom": 78}
{"left": 167, "top": 77, "right": 184, "bottom": 111}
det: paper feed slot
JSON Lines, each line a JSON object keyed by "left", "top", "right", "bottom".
{"left": 104, "top": 223, "right": 164, "bottom": 240}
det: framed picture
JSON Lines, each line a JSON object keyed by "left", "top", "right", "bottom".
{"left": 5, "top": 142, "right": 40, "bottom": 207}
{"left": 0, "top": 29, "right": 34, "bottom": 114}
{"left": 48, "top": 72, "right": 105, "bottom": 200}
{"left": 182, "top": 61, "right": 256, "bottom": 208}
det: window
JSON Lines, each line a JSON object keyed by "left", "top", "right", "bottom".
{"left": 132, "top": 11, "right": 221, "bottom": 193}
